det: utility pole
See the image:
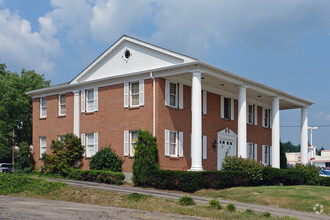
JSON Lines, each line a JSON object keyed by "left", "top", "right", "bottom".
{"left": 12, "top": 128, "right": 15, "bottom": 164}
{"left": 308, "top": 126, "right": 318, "bottom": 147}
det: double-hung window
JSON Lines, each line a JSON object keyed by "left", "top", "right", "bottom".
{"left": 165, "top": 130, "right": 183, "bottom": 157}
{"left": 124, "top": 80, "right": 144, "bottom": 108}
{"left": 262, "top": 145, "right": 272, "bottom": 165}
{"left": 221, "top": 96, "right": 234, "bottom": 120}
{"left": 81, "top": 88, "right": 98, "bottom": 113}
{"left": 123, "top": 130, "right": 138, "bottom": 157}
{"left": 247, "top": 143, "right": 258, "bottom": 161}
{"left": 40, "top": 136, "right": 47, "bottom": 157}
{"left": 40, "top": 97, "right": 47, "bottom": 118}
{"left": 247, "top": 104, "right": 257, "bottom": 125}
{"left": 262, "top": 108, "right": 271, "bottom": 128}
{"left": 59, "top": 94, "right": 66, "bottom": 116}
{"left": 81, "top": 133, "right": 98, "bottom": 157}
{"left": 165, "top": 80, "right": 183, "bottom": 109}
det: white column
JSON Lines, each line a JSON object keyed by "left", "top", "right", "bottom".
{"left": 238, "top": 85, "right": 247, "bottom": 158}
{"left": 190, "top": 71, "right": 203, "bottom": 171}
{"left": 301, "top": 107, "right": 309, "bottom": 164}
{"left": 271, "top": 97, "right": 280, "bottom": 168}
{"left": 73, "top": 90, "right": 80, "bottom": 137}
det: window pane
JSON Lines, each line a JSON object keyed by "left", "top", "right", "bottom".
{"left": 87, "top": 90, "right": 94, "bottom": 101}
{"left": 170, "top": 94, "right": 176, "bottom": 106}
{"left": 60, "top": 95, "right": 66, "bottom": 105}
{"left": 170, "top": 83, "right": 176, "bottom": 95}
{"left": 87, "top": 134, "right": 94, "bottom": 145}
{"left": 224, "top": 98, "right": 230, "bottom": 119}
{"left": 131, "top": 82, "right": 139, "bottom": 94}
{"left": 132, "top": 94, "right": 139, "bottom": 106}
{"left": 87, "top": 100, "right": 94, "bottom": 112}
{"left": 60, "top": 105, "right": 66, "bottom": 115}
{"left": 41, "top": 98, "right": 46, "bottom": 107}
{"left": 170, "top": 144, "right": 176, "bottom": 155}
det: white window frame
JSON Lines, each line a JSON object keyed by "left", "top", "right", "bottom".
{"left": 40, "top": 97, "right": 47, "bottom": 118}
{"left": 83, "top": 133, "right": 98, "bottom": 158}
{"left": 58, "top": 94, "right": 66, "bottom": 116}
{"left": 165, "top": 130, "right": 183, "bottom": 157}
{"left": 130, "top": 130, "right": 138, "bottom": 156}
{"left": 169, "top": 82, "right": 178, "bottom": 108}
{"left": 263, "top": 108, "right": 271, "bottom": 128}
{"left": 86, "top": 89, "right": 95, "bottom": 112}
{"left": 262, "top": 145, "right": 271, "bottom": 165}
{"left": 130, "top": 82, "right": 140, "bottom": 107}
{"left": 40, "top": 136, "right": 46, "bottom": 158}
{"left": 124, "top": 80, "right": 144, "bottom": 108}
{"left": 247, "top": 105, "right": 254, "bottom": 125}
{"left": 223, "top": 97, "right": 231, "bottom": 120}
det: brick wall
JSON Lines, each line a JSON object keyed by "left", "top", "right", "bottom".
{"left": 32, "top": 77, "right": 271, "bottom": 172}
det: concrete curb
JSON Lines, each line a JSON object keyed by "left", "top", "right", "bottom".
{"left": 42, "top": 178, "right": 329, "bottom": 220}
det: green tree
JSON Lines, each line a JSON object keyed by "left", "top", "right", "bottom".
{"left": 132, "top": 129, "right": 159, "bottom": 186}
{"left": 14, "top": 142, "right": 35, "bottom": 172}
{"left": 41, "top": 133, "right": 84, "bottom": 176}
{"left": 282, "top": 141, "right": 300, "bottom": 152}
{"left": 280, "top": 142, "right": 287, "bottom": 169}
{"left": 89, "top": 146, "right": 124, "bottom": 172}
{"left": 0, "top": 63, "right": 50, "bottom": 162}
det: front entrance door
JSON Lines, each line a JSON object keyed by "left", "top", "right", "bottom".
{"left": 217, "top": 128, "right": 237, "bottom": 170}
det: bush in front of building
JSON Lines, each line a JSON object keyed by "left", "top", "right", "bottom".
{"left": 320, "top": 176, "right": 330, "bottom": 186}
{"left": 222, "top": 156, "right": 263, "bottom": 185}
{"left": 291, "top": 163, "right": 320, "bottom": 185}
{"left": 41, "top": 133, "right": 84, "bottom": 176}
{"left": 132, "top": 129, "right": 159, "bottom": 186}
{"left": 67, "top": 169, "right": 125, "bottom": 185}
{"left": 261, "top": 167, "right": 304, "bottom": 185}
{"left": 89, "top": 146, "right": 124, "bottom": 172}
{"left": 14, "top": 142, "right": 35, "bottom": 173}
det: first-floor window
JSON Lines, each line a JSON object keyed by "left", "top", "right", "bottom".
{"left": 130, "top": 130, "right": 138, "bottom": 156}
{"left": 165, "top": 130, "right": 183, "bottom": 157}
{"left": 262, "top": 145, "right": 272, "bottom": 165}
{"left": 40, "top": 136, "right": 46, "bottom": 157}
{"left": 58, "top": 135, "right": 65, "bottom": 141}
{"left": 247, "top": 143, "right": 257, "bottom": 161}
{"left": 81, "top": 133, "right": 98, "bottom": 158}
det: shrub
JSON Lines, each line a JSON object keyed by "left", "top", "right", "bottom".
{"left": 128, "top": 193, "right": 152, "bottom": 202}
{"left": 14, "top": 142, "right": 35, "bottom": 172}
{"left": 208, "top": 199, "right": 222, "bottom": 210}
{"left": 89, "top": 146, "right": 123, "bottom": 172}
{"left": 178, "top": 196, "right": 195, "bottom": 206}
{"left": 320, "top": 176, "right": 330, "bottom": 186}
{"left": 67, "top": 169, "right": 125, "bottom": 185}
{"left": 226, "top": 203, "right": 236, "bottom": 212}
{"left": 0, "top": 173, "right": 65, "bottom": 195}
{"left": 262, "top": 167, "right": 304, "bottom": 185}
{"left": 201, "top": 171, "right": 249, "bottom": 189}
{"left": 41, "top": 133, "right": 84, "bottom": 176}
{"left": 132, "top": 129, "right": 159, "bottom": 186}
{"left": 291, "top": 164, "right": 320, "bottom": 185}
{"left": 261, "top": 212, "right": 271, "bottom": 217}
{"left": 245, "top": 209, "right": 254, "bottom": 214}
{"left": 222, "top": 156, "right": 263, "bottom": 185}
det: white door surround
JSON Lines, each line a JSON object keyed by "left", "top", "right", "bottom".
{"left": 217, "top": 128, "right": 237, "bottom": 170}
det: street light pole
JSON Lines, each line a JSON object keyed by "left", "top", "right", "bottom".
{"left": 308, "top": 126, "right": 318, "bottom": 147}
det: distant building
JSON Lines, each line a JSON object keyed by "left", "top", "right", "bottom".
{"left": 312, "top": 150, "right": 330, "bottom": 169}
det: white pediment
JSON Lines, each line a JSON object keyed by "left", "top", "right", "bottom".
{"left": 70, "top": 36, "right": 196, "bottom": 84}
{"left": 217, "top": 128, "right": 237, "bottom": 139}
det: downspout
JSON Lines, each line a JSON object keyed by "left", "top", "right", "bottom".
{"left": 150, "top": 72, "right": 156, "bottom": 136}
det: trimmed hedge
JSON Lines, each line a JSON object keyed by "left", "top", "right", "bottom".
{"left": 320, "top": 177, "right": 330, "bottom": 186}
{"left": 152, "top": 170, "right": 249, "bottom": 192}
{"left": 67, "top": 169, "right": 125, "bottom": 185}
{"left": 262, "top": 167, "right": 304, "bottom": 185}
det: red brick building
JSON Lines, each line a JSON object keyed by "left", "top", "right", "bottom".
{"left": 27, "top": 35, "right": 313, "bottom": 172}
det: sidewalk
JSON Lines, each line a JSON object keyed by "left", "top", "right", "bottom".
{"left": 43, "top": 178, "right": 329, "bottom": 220}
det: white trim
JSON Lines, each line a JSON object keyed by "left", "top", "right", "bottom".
{"left": 139, "top": 79, "right": 144, "bottom": 106}
{"left": 179, "top": 131, "right": 183, "bottom": 157}
{"left": 94, "top": 88, "right": 98, "bottom": 111}
{"left": 179, "top": 83, "right": 183, "bottom": 109}
{"left": 39, "top": 136, "right": 46, "bottom": 158}
{"left": 230, "top": 98, "right": 234, "bottom": 120}
{"left": 86, "top": 88, "right": 95, "bottom": 112}
{"left": 73, "top": 91, "right": 80, "bottom": 136}
{"left": 202, "top": 135, "right": 207, "bottom": 159}
{"left": 58, "top": 94, "right": 66, "bottom": 116}
{"left": 130, "top": 130, "right": 138, "bottom": 156}
{"left": 81, "top": 90, "right": 85, "bottom": 113}
{"left": 124, "top": 131, "right": 129, "bottom": 156}
{"left": 165, "top": 80, "right": 170, "bottom": 106}
{"left": 165, "top": 130, "right": 170, "bottom": 156}
{"left": 254, "top": 144, "right": 258, "bottom": 161}
{"left": 202, "top": 90, "right": 207, "bottom": 115}
{"left": 152, "top": 75, "right": 156, "bottom": 136}
{"left": 220, "top": 96, "right": 224, "bottom": 118}
{"left": 124, "top": 83, "right": 129, "bottom": 108}
{"left": 254, "top": 105, "right": 258, "bottom": 125}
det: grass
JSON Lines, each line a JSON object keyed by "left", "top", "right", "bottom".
{"left": 195, "top": 185, "right": 330, "bottom": 215}
{"left": 1, "top": 174, "right": 296, "bottom": 219}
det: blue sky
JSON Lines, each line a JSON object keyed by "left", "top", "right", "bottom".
{"left": 1, "top": 0, "right": 330, "bottom": 149}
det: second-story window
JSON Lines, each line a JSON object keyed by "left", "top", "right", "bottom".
{"left": 86, "top": 89, "right": 94, "bottom": 112}
{"left": 59, "top": 94, "right": 66, "bottom": 116}
{"left": 124, "top": 80, "right": 144, "bottom": 108}
{"left": 262, "top": 108, "right": 271, "bottom": 128}
{"left": 165, "top": 80, "right": 183, "bottom": 109}
{"left": 130, "top": 82, "right": 140, "bottom": 107}
{"left": 40, "top": 97, "right": 47, "bottom": 118}
{"left": 223, "top": 97, "right": 231, "bottom": 119}
{"left": 169, "top": 82, "right": 177, "bottom": 107}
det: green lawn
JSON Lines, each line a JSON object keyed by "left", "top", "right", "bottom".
{"left": 194, "top": 185, "right": 330, "bottom": 215}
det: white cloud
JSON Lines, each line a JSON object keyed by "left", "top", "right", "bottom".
{"left": 0, "top": 8, "right": 61, "bottom": 75}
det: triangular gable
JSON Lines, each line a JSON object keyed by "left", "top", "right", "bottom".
{"left": 70, "top": 35, "right": 196, "bottom": 84}
{"left": 217, "top": 128, "right": 237, "bottom": 138}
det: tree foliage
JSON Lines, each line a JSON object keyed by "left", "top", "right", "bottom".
{"left": 280, "top": 142, "right": 287, "bottom": 169}
{"left": 14, "top": 142, "right": 35, "bottom": 172}
{"left": 132, "top": 129, "right": 159, "bottom": 186}
{"left": 41, "top": 133, "right": 84, "bottom": 176}
{"left": 89, "top": 146, "right": 124, "bottom": 172}
{"left": 281, "top": 141, "right": 300, "bottom": 153}
{"left": 0, "top": 63, "right": 50, "bottom": 162}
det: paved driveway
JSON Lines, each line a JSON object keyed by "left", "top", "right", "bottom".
{"left": 0, "top": 196, "right": 204, "bottom": 220}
